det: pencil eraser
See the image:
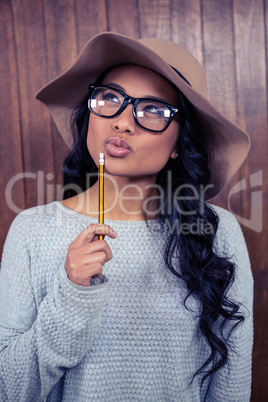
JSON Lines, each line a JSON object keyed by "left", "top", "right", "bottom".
{"left": 99, "top": 153, "right": 105, "bottom": 164}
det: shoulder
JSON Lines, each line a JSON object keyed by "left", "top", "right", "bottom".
{"left": 209, "top": 203, "right": 252, "bottom": 285}
{"left": 209, "top": 203, "right": 242, "bottom": 238}
{"left": 5, "top": 201, "right": 86, "bottom": 246}
{"left": 209, "top": 205, "right": 253, "bottom": 308}
{"left": 209, "top": 203, "right": 239, "bottom": 230}
{"left": 2, "top": 203, "right": 58, "bottom": 253}
{"left": 208, "top": 204, "right": 247, "bottom": 258}
{"left": 8, "top": 202, "right": 61, "bottom": 234}
{"left": 4, "top": 201, "right": 98, "bottom": 251}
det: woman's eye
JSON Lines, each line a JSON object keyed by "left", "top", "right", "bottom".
{"left": 144, "top": 105, "right": 162, "bottom": 115}
{"left": 102, "top": 92, "right": 120, "bottom": 103}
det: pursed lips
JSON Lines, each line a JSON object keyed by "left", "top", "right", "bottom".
{"left": 104, "top": 136, "right": 133, "bottom": 157}
{"left": 105, "top": 137, "right": 132, "bottom": 151}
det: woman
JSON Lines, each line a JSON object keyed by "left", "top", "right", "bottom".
{"left": 0, "top": 32, "right": 253, "bottom": 401}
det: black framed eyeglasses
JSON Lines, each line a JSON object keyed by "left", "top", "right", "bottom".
{"left": 88, "top": 84, "right": 181, "bottom": 133}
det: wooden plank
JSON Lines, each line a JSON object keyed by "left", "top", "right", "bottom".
{"left": 43, "top": 0, "right": 78, "bottom": 81}
{"left": 233, "top": 0, "right": 267, "bottom": 270}
{"left": 200, "top": 0, "right": 239, "bottom": 212}
{"left": 201, "top": 0, "right": 237, "bottom": 123}
{"left": 251, "top": 271, "right": 268, "bottom": 400}
{"left": 75, "top": 0, "right": 107, "bottom": 51}
{"left": 42, "top": 0, "right": 107, "bottom": 198}
{"left": 138, "top": 0, "right": 171, "bottom": 38}
{"left": 0, "top": 1, "right": 25, "bottom": 254}
{"left": 171, "top": 0, "right": 203, "bottom": 64}
{"left": 106, "top": 0, "right": 139, "bottom": 38}
{"left": 11, "top": 0, "right": 54, "bottom": 208}
{"left": 233, "top": 2, "right": 267, "bottom": 399}
{"left": 42, "top": 0, "right": 78, "bottom": 193}
{"left": 233, "top": 0, "right": 267, "bottom": 158}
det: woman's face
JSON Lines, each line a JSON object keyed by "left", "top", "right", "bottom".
{"left": 87, "top": 64, "right": 180, "bottom": 181}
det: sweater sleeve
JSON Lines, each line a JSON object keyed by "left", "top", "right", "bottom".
{"left": 0, "top": 214, "right": 109, "bottom": 402}
{"left": 206, "top": 208, "right": 254, "bottom": 402}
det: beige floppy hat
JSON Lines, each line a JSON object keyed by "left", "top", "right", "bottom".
{"left": 36, "top": 31, "right": 250, "bottom": 199}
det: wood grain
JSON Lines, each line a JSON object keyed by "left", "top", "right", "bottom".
{"left": 201, "top": 0, "right": 239, "bottom": 212}
{"left": 171, "top": 0, "right": 203, "bottom": 64}
{"left": 233, "top": 0, "right": 267, "bottom": 270}
{"left": 0, "top": 1, "right": 25, "bottom": 248}
{"left": 42, "top": 0, "right": 78, "bottom": 196}
{"left": 11, "top": 0, "right": 54, "bottom": 208}
{"left": 232, "top": 1, "right": 268, "bottom": 399}
{"left": 252, "top": 271, "right": 268, "bottom": 400}
{"left": 107, "top": 0, "right": 140, "bottom": 37}
{"left": 138, "top": 0, "right": 172, "bottom": 38}
{"left": 75, "top": 0, "right": 107, "bottom": 51}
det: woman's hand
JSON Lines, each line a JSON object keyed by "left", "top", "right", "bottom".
{"left": 65, "top": 224, "right": 118, "bottom": 286}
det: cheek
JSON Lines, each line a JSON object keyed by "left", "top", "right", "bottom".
{"left": 141, "top": 134, "right": 178, "bottom": 174}
{"left": 151, "top": 124, "right": 179, "bottom": 160}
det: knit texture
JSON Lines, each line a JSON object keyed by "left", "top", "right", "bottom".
{"left": 0, "top": 201, "right": 253, "bottom": 401}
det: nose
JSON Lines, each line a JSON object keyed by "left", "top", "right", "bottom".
{"left": 111, "top": 104, "right": 136, "bottom": 135}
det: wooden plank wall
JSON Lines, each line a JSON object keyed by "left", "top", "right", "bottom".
{"left": 0, "top": 0, "right": 267, "bottom": 400}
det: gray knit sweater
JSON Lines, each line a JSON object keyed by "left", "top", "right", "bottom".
{"left": 0, "top": 201, "right": 253, "bottom": 401}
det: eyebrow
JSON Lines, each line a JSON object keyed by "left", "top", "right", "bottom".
{"left": 103, "top": 82, "right": 172, "bottom": 104}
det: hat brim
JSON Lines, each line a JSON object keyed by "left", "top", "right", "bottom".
{"left": 36, "top": 32, "right": 250, "bottom": 199}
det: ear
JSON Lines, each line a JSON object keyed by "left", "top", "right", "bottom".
{"left": 170, "top": 149, "right": 178, "bottom": 159}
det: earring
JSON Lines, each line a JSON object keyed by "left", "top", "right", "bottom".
{"left": 175, "top": 153, "right": 179, "bottom": 158}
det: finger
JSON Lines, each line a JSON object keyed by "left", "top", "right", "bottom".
{"left": 68, "top": 262, "right": 103, "bottom": 287}
{"left": 72, "top": 224, "right": 118, "bottom": 246}
{"left": 65, "top": 242, "right": 113, "bottom": 278}
{"left": 84, "top": 224, "right": 118, "bottom": 242}
{"left": 79, "top": 251, "right": 108, "bottom": 266}
{"left": 79, "top": 240, "right": 113, "bottom": 262}
{"left": 91, "top": 273, "right": 102, "bottom": 278}
{"left": 87, "top": 262, "right": 103, "bottom": 279}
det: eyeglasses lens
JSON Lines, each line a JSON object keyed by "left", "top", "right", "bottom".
{"left": 90, "top": 87, "right": 123, "bottom": 116}
{"left": 136, "top": 100, "right": 171, "bottom": 131}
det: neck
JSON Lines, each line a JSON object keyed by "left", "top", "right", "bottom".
{"left": 82, "top": 173, "right": 160, "bottom": 220}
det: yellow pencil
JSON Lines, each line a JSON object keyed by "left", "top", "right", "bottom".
{"left": 98, "top": 153, "right": 105, "bottom": 239}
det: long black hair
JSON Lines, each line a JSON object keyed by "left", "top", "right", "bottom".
{"left": 62, "top": 78, "right": 244, "bottom": 385}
